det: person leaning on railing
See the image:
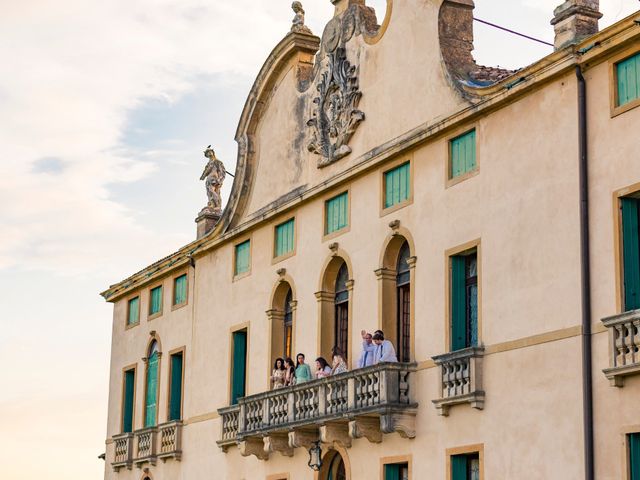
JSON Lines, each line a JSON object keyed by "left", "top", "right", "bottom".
{"left": 315, "top": 357, "right": 332, "bottom": 379}
{"left": 330, "top": 346, "right": 349, "bottom": 375}
{"left": 271, "top": 357, "right": 286, "bottom": 389}
{"left": 294, "top": 353, "right": 313, "bottom": 383}
{"left": 372, "top": 330, "right": 398, "bottom": 364}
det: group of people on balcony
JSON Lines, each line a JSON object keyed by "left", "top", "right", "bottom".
{"left": 270, "top": 329, "right": 397, "bottom": 389}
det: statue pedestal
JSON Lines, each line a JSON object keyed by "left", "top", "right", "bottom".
{"left": 196, "top": 208, "right": 221, "bottom": 239}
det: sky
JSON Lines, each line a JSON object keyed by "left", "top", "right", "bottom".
{"left": 0, "top": 1, "right": 638, "bottom": 478}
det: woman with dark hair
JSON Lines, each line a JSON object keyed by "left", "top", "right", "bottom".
{"left": 331, "top": 346, "right": 348, "bottom": 375}
{"left": 295, "top": 353, "right": 313, "bottom": 384}
{"left": 284, "top": 357, "right": 296, "bottom": 386}
{"left": 271, "top": 357, "right": 286, "bottom": 389}
{"left": 315, "top": 357, "right": 332, "bottom": 379}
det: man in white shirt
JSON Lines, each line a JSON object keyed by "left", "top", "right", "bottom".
{"left": 357, "top": 330, "right": 376, "bottom": 368}
{"left": 372, "top": 330, "right": 398, "bottom": 364}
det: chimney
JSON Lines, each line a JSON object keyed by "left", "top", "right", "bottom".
{"left": 439, "top": 0, "right": 476, "bottom": 78}
{"left": 551, "top": 0, "right": 602, "bottom": 50}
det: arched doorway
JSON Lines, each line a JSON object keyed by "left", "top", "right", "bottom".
{"left": 267, "top": 278, "right": 297, "bottom": 380}
{"left": 319, "top": 450, "right": 348, "bottom": 480}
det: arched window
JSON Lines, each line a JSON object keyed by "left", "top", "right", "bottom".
{"left": 323, "top": 451, "right": 347, "bottom": 480}
{"left": 396, "top": 241, "right": 411, "bottom": 363}
{"left": 334, "top": 263, "right": 349, "bottom": 357}
{"left": 144, "top": 341, "right": 159, "bottom": 427}
{"left": 283, "top": 288, "right": 293, "bottom": 359}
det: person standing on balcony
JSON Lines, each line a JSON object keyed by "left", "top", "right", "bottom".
{"left": 295, "top": 353, "right": 313, "bottom": 384}
{"left": 284, "top": 357, "right": 296, "bottom": 386}
{"left": 331, "top": 348, "right": 349, "bottom": 375}
{"left": 357, "top": 330, "right": 376, "bottom": 368}
{"left": 271, "top": 357, "right": 286, "bottom": 389}
{"left": 373, "top": 330, "right": 398, "bottom": 364}
{"left": 315, "top": 357, "right": 332, "bottom": 379}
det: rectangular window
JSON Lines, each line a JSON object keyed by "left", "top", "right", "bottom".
{"left": 325, "top": 192, "right": 349, "bottom": 235}
{"left": 149, "top": 286, "right": 162, "bottom": 316}
{"left": 168, "top": 351, "right": 184, "bottom": 421}
{"left": 384, "top": 162, "right": 410, "bottom": 209}
{"left": 621, "top": 197, "right": 640, "bottom": 311}
{"left": 630, "top": 433, "right": 640, "bottom": 480}
{"left": 127, "top": 297, "right": 140, "bottom": 326}
{"left": 122, "top": 368, "right": 135, "bottom": 433}
{"left": 384, "top": 462, "right": 409, "bottom": 480}
{"left": 231, "top": 330, "right": 248, "bottom": 405}
{"left": 275, "top": 219, "right": 295, "bottom": 258}
{"left": 234, "top": 240, "right": 251, "bottom": 276}
{"left": 450, "top": 129, "right": 477, "bottom": 179}
{"left": 451, "top": 250, "right": 478, "bottom": 351}
{"left": 451, "top": 453, "right": 480, "bottom": 480}
{"left": 173, "top": 274, "right": 187, "bottom": 306}
{"left": 617, "top": 52, "right": 640, "bottom": 107}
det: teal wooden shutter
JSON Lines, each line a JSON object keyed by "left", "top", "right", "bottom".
{"left": 618, "top": 53, "right": 640, "bottom": 106}
{"left": 275, "top": 219, "right": 295, "bottom": 257}
{"left": 231, "top": 331, "right": 247, "bottom": 405}
{"left": 451, "top": 256, "right": 467, "bottom": 351}
{"left": 174, "top": 274, "right": 187, "bottom": 305}
{"left": 326, "top": 192, "right": 348, "bottom": 234}
{"left": 169, "top": 353, "right": 183, "bottom": 421}
{"left": 145, "top": 351, "right": 158, "bottom": 427}
{"left": 622, "top": 198, "right": 640, "bottom": 311}
{"left": 451, "top": 455, "right": 468, "bottom": 480}
{"left": 123, "top": 369, "right": 135, "bottom": 433}
{"left": 128, "top": 297, "right": 139, "bottom": 325}
{"left": 235, "top": 240, "right": 251, "bottom": 275}
{"left": 451, "top": 130, "right": 477, "bottom": 178}
{"left": 384, "top": 464, "right": 401, "bottom": 480}
{"left": 150, "top": 286, "right": 162, "bottom": 315}
{"left": 384, "top": 162, "right": 410, "bottom": 209}
{"left": 630, "top": 433, "right": 640, "bottom": 480}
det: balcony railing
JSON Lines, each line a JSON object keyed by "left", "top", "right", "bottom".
{"left": 217, "top": 362, "right": 417, "bottom": 459}
{"left": 431, "top": 347, "right": 485, "bottom": 416}
{"left": 111, "top": 422, "right": 183, "bottom": 471}
{"left": 602, "top": 309, "right": 640, "bottom": 387}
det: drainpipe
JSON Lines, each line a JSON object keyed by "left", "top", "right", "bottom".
{"left": 576, "top": 65, "right": 594, "bottom": 480}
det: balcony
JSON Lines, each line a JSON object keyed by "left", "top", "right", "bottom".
{"left": 111, "top": 422, "right": 182, "bottom": 471}
{"left": 431, "top": 347, "right": 485, "bottom": 416}
{"left": 602, "top": 309, "right": 640, "bottom": 387}
{"left": 217, "top": 362, "right": 418, "bottom": 460}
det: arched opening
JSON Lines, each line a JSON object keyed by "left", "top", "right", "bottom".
{"left": 267, "top": 279, "right": 297, "bottom": 380}
{"left": 144, "top": 340, "right": 160, "bottom": 427}
{"left": 318, "top": 450, "right": 348, "bottom": 480}
{"left": 317, "top": 254, "right": 353, "bottom": 364}
{"left": 377, "top": 233, "right": 415, "bottom": 362}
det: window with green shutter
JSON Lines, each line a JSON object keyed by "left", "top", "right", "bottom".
{"left": 621, "top": 197, "right": 640, "bottom": 311}
{"left": 149, "top": 286, "right": 162, "bottom": 316}
{"left": 169, "top": 351, "right": 183, "bottom": 421}
{"left": 630, "top": 433, "right": 640, "bottom": 480}
{"left": 451, "top": 250, "right": 478, "bottom": 351}
{"left": 384, "top": 162, "right": 411, "bottom": 209}
{"left": 384, "top": 462, "right": 409, "bottom": 480}
{"left": 451, "top": 452, "right": 480, "bottom": 480}
{"left": 234, "top": 240, "right": 251, "bottom": 276}
{"left": 173, "top": 274, "right": 187, "bottom": 306}
{"left": 127, "top": 297, "right": 139, "bottom": 325}
{"left": 275, "top": 219, "right": 295, "bottom": 258}
{"left": 617, "top": 52, "right": 640, "bottom": 107}
{"left": 144, "top": 342, "right": 159, "bottom": 427}
{"left": 122, "top": 368, "right": 135, "bottom": 433}
{"left": 231, "top": 330, "right": 247, "bottom": 405}
{"left": 450, "top": 129, "right": 477, "bottom": 179}
{"left": 325, "top": 192, "right": 349, "bottom": 235}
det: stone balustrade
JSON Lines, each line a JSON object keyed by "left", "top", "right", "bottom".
{"left": 111, "top": 432, "right": 133, "bottom": 471}
{"left": 133, "top": 427, "right": 157, "bottom": 467}
{"left": 158, "top": 421, "right": 183, "bottom": 461}
{"left": 217, "top": 362, "right": 417, "bottom": 459}
{"left": 432, "top": 347, "right": 485, "bottom": 416}
{"left": 602, "top": 309, "right": 640, "bottom": 387}
{"left": 111, "top": 422, "right": 183, "bottom": 471}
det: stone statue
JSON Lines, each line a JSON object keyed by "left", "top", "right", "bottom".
{"left": 291, "top": 2, "right": 312, "bottom": 34}
{"left": 200, "top": 146, "right": 226, "bottom": 215}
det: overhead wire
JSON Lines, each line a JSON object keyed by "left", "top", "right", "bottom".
{"left": 473, "top": 17, "right": 554, "bottom": 47}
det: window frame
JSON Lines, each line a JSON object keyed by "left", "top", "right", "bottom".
{"left": 323, "top": 189, "right": 351, "bottom": 241}
{"left": 143, "top": 341, "right": 161, "bottom": 428}
{"left": 148, "top": 283, "right": 163, "bottom": 320}
{"left": 447, "top": 126, "right": 479, "bottom": 188}
{"left": 446, "top": 444, "right": 484, "bottom": 480}
{"left": 167, "top": 347, "right": 186, "bottom": 422}
{"left": 126, "top": 294, "right": 140, "bottom": 329}
{"left": 380, "top": 455, "right": 412, "bottom": 480}
{"left": 445, "top": 239, "right": 482, "bottom": 353}
{"left": 610, "top": 46, "right": 640, "bottom": 117}
{"left": 228, "top": 323, "right": 250, "bottom": 405}
{"left": 614, "top": 184, "right": 640, "bottom": 314}
{"left": 380, "top": 156, "right": 414, "bottom": 217}
{"left": 120, "top": 363, "right": 137, "bottom": 433}
{"left": 233, "top": 236, "right": 252, "bottom": 280}
{"left": 272, "top": 216, "right": 297, "bottom": 264}
{"left": 171, "top": 271, "right": 189, "bottom": 310}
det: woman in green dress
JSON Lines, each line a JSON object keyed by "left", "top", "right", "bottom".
{"left": 294, "top": 353, "right": 313, "bottom": 383}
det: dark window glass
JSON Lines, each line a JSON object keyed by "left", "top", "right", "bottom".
{"left": 396, "top": 241, "right": 411, "bottom": 362}
{"left": 283, "top": 288, "right": 293, "bottom": 359}
{"left": 334, "top": 263, "right": 349, "bottom": 357}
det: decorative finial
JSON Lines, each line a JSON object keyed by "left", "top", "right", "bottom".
{"left": 291, "top": 2, "right": 313, "bottom": 34}
{"left": 199, "top": 146, "right": 226, "bottom": 216}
